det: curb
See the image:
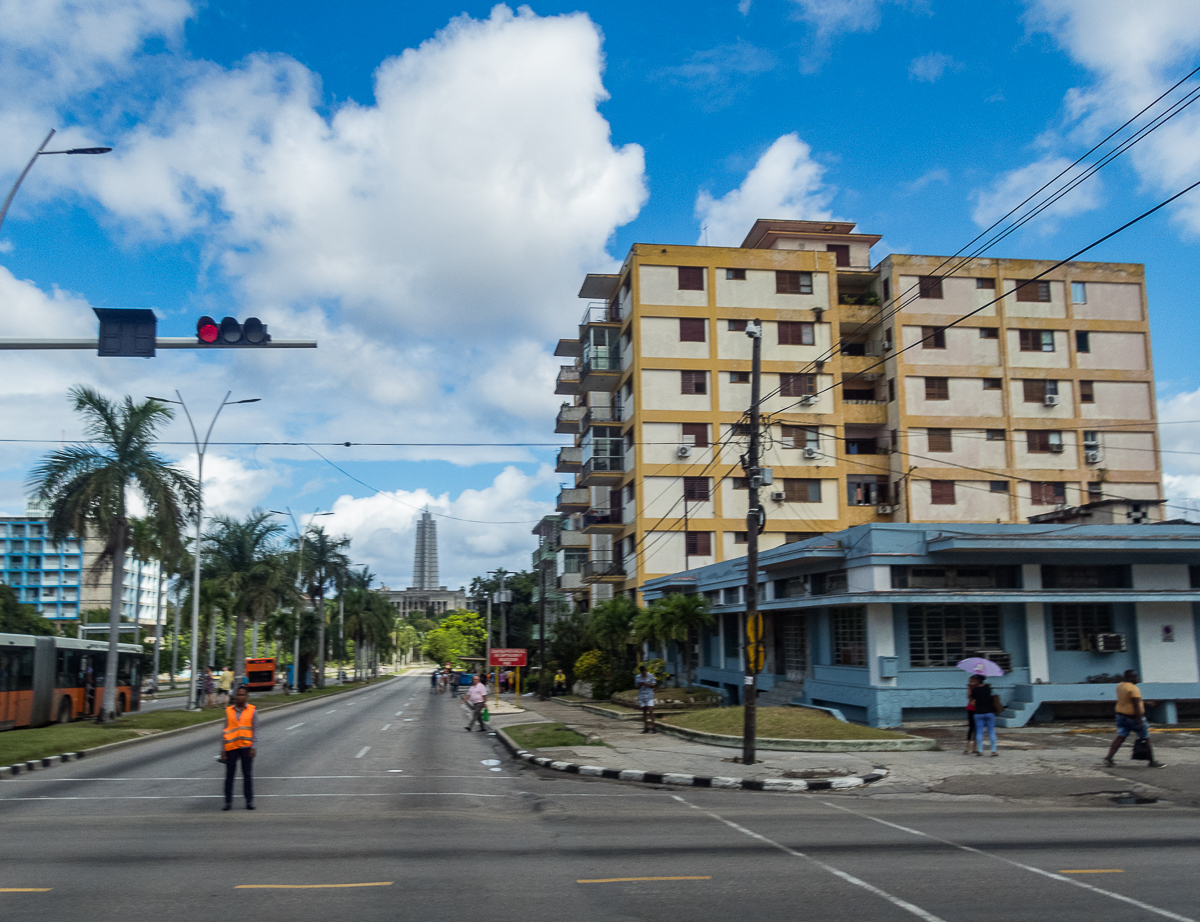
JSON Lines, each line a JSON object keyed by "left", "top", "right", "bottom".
{"left": 493, "top": 727, "right": 889, "bottom": 793}
{"left": 1, "top": 676, "right": 398, "bottom": 778}
{"left": 655, "top": 722, "right": 938, "bottom": 752}
{"left": 580, "top": 704, "right": 642, "bottom": 721}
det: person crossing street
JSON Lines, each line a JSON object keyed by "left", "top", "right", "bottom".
{"left": 464, "top": 673, "right": 489, "bottom": 731}
{"left": 219, "top": 685, "right": 257, "bottom": 810}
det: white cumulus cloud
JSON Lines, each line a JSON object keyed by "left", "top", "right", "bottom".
{"left": 969, "top": 156, "right": 1103, "bottom": 230}
{"left": 908, "top": 51, "right": 959, "bottom": 83}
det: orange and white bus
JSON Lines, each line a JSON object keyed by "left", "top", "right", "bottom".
{"left": 0, "top": 633, "right": 142, "bottom": 730}
{"left": 244, "top": 657, "right": 276, "bottom": 693}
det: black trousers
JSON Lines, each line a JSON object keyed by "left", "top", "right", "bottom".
{"left": 224, "top": 748, "right": 254, "bottom": 804}
{"left": 966, "top": 710, "right": 976, "bottom": 742}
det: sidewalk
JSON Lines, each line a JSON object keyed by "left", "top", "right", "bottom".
{"left": 488, "top": 697, "right": 1200, "bottom": 804}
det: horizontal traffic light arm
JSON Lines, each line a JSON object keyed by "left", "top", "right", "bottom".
{"left": 0, "top": 338, "right": 316, "bottom": 350}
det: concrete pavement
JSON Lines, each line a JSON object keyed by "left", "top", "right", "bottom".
{"left": 2, "top": 675, "right": 1198, "bottom": 922}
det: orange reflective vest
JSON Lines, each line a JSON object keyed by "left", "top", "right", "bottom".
{"left": 223, "top": 704, "right": 256, "bottom": 751}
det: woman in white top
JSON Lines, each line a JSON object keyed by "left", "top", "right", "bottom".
{"left": 635, "top": 665, "right": 657, "bottom": 734}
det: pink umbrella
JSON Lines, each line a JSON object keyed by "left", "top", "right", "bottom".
{"left": 956, "top": 657, "right": 1004, "bottom": 677}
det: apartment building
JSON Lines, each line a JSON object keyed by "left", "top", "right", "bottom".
{"left": 554, "top": 219, "right": 1162, "bottom": 603}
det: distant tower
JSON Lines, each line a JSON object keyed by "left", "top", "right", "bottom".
{"left": 412, "top": 508, "right": 439, "bottom": 590}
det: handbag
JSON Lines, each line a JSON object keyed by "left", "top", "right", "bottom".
{"left": 1131, "top": 735, "right": 1152, "bottom": 761}
{"left": 481, "top": 707, "right": 489, "bottom": 722}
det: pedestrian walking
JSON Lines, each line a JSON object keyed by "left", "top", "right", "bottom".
{"left": 464, "top": 673, "right": 489, "bottom": 731}
{"left": 218, "top": 664, "right": 235, "bottom": 705}
{"left": 430, "top": 668, "right": 440, "bottom": 694}
{"left": 450, "top": 669, "right": 462, "bottom": 697}
{"left": 969, "top": 674, "right": 999, "bottom": 756}
{"left": 964, "top": 674, "right": 977, "bottom": 754}
{"left": 218, "top": 685, "right": 257, "bottom": 810}
{"left": 1103, "top": 670, "right": 1165, "bottom": 768}
{"left": 553, "top": 668, "right": 567, "bottom": 697}
{"left": 202, "top": 666, "right": 215, "bottom": 708}
{"left": 635, "top": 665, "right": 657, "bottom": 734}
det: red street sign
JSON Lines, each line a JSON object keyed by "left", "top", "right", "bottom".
{"left": 489, "top": 648, "right": 527, "bottom": 667}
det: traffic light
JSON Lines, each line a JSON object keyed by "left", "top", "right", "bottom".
{"left": 195, "top": 316, "right": 271, "bottom": 345}
{"left": 95, "top": 308, "right": 156, "bottom": 357}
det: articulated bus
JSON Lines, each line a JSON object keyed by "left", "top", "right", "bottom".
{"left": 0, "top": 633, "right": 142, "bottom": 730}
{"left": 244, "top": 657, "right": 276, "bottom": 693}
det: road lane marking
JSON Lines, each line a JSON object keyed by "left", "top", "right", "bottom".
{"left": 236, "top": 882, "right": 392, "bottom": 889}
{"left": 380, "top": 724, "right": 391, "bottom": 731}
{"left": 0, "top": 888, "right": 51, "bottom": 892}
{"left": 354, "top": 746, "right": 371, "bottom": 759}
{"left": 820, "top": 802, "right": 1193, "bottom": 922}
{"left": 671, "top": 795, "right": 947, "bottom": 922}
{"left": 578, "top": 877, "right": 710, "bottom": 884}
{"left": 326, "top": 710, "right": 337, "bottom": 714}
{"left": 1060, "top": 870, "right": 1125, "bottom": 874}
{"left": 285, "top": 723, "right": 304, "bottom": 731}
{"left": 395, "top": 711, "right": 404, "bottom": 716}
{"left": 1, "top": 792, "right": 509, "bottom": 801}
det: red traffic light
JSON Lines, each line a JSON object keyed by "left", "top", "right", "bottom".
{"left": 197, "top": 316, "right": 219, "bottom": 343}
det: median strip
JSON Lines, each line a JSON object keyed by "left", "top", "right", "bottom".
{"left": 236, "top": 882, "right": 393, "bottom": 889}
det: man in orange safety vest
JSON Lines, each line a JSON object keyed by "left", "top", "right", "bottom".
{"left": 219, "top": 685, "right": 257, "bottom": 810}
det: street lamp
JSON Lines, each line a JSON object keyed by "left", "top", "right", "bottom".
{"left": 149, "top": 391, "right": 260, "bottom": 709}
{"left": 0, "top": 129, "right": 112, "bottom": 234}
{"left": 269, "top": 508, "right": 332, "bottom": 693}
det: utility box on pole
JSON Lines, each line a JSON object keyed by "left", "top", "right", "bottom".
{"left": 94, "top": 308, "right": 157, "bottom": 358}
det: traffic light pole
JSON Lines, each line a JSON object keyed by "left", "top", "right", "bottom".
{"left": 742, "top": 319, "right": 763, "bottom": 767}
{"left": 0, "top": 338, "right": 316, "bottom": 350}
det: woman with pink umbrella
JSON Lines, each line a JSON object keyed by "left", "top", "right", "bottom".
{"left": 957, "top": 657, "right": 1004, "bottom": 757}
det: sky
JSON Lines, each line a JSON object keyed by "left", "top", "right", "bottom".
{"left": 4, "top": 0, "right": 1200, "bottom": 591}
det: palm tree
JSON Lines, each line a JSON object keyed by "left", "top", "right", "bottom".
{"left": 29, "top": 388, "right": 198, "bottom": 721}
{"left": 634, "top": 593, "right": 714, "bottom": 689}
{"left": 205, "top": 510, "right": 299, "bottom": 685}
{"left": 298, "top": 525, "right": 350, "bottom": 687}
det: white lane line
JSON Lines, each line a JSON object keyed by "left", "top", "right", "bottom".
{"left": 355, "top": 746, "right": 371, "bottom": 759}
{"left": 285, "top": 723, "right": 305, "bottom": 731}
{"left": 380, "top": 724, "right": 391, "bottom": 731}
{"left": 394, "top": 711, "right": 404, "bottom": 716}
{"left": 819, "top": 801, "right": 1194, "bottom": 922}
{"left": 326, "top": 710, "right": 337, "bottom": 714}
{"left": 671, "top": 795, "right": 946, "bottom": 922}
{"left": 1, "top": 792, "right": 509, "bottom": 801}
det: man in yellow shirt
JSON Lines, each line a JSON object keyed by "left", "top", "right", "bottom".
{"left": 218, "top": 665, "right": 235, "bottom": 705}
{"left": 1103, "top": 670, "right": 1164, "bottom": 768}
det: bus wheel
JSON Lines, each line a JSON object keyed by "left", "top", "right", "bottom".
{"left": 57, "top": 698, "right": 73, "bottom": 724}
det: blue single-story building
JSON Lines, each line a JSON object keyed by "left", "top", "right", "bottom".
{"left": 641, "top": 523, "right": 1200, "bottom": 728}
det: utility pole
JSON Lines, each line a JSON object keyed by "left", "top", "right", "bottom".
{"left": 486, "top": 587, "right": 495, "bottom": 703}
{"left": 742, "top": 318, "right": 766, "bottom": 766}
{"left": 499, "top": 570, "right": 508, "bottom": 648}
{"left": 538, "top": 555, "right": 549, "bottom": 700}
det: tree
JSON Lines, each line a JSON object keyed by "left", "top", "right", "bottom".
{"left": 340, "top": 568, "right": 396, "bottom": 679}
{"left": 29, "top": 388, "right": 198, "bottom": 721}
{"left": 422, "top": 609, "right": 486, "bottom": 667}
{"left": 588, "top": 595, "right": 641, "bottom": 692}
{"left": 298, "top": 525, "right": 350, "bottom": 687}
{"left": 634, "top": 592, "right": 714, "bottom": 689}
{"left": 549, "top": 607, "right": 590, "bottom": 691}
{"left": 0, "top": 584, "right": 58, "bottom": 635}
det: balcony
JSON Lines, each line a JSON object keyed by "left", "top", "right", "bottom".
{"left": 554, "top": 338, "right": 582, "bottom": 358}
{"left": 580, "top": 352, "right": 621, "bottom": 392}
{"left": 582, "top": 556, "right": 625, "bottom": 582}
{"left": 584, "top": 402, "right": 622, "bottom": 427}
{"left": 582, "top": 508, "right": 624, "bottom": 531}
{"left": 555, "top": 446, "right": 582, "bottom": 473}
{"left": 580, "top": 455, "right": 624, "bottom": 485}
{"left": 555, "top": 365, "right": 581, "bottom": 396}
{"left": 555, "top": 404, "right": 586, "bottom": 434}
{"left": 558, "top": 529, "right": 590, "bottom": 547}
{"left": 556, "top": 488, "right": 590, "bottom": 512}
{"left": 558, "top": 572, "right": 585, "bottom": 591}
{"left": 580, "top": 301, "right": 621, "bottom": 326}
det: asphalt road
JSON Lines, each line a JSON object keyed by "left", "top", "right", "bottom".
{"left": 2, "top": 674, "right": 1198, "bottom": 922}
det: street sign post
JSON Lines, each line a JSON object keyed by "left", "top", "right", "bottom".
{"left": 489, "top": 649, "right": 527, "bottom": 667}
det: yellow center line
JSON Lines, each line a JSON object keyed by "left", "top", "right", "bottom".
{"left": 1058, "top": 870, "right": 1124, "bottom": 874}
{"left": 0, "top": 888, "right": 52, "bottom": 892}
{"left": 235, "top": 882, "right": 393, "bottom": 889}
{"left": 577, "top": 876, "right": 711, "bottom": 884}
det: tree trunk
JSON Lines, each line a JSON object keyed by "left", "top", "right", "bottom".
{"left": 101, "top": 529, "right": 126, "bottom": 722}
{"left": 151, "top": 566, "right": 164, "bottom": 690}
{"left": 316, "top": 591, "right": 325, "bottom": 688}
{"left": 170, "top": 585, "right": 180, "bottom": 689}
{"left": 234, "top": 611, "right": 247, "bottom": 688}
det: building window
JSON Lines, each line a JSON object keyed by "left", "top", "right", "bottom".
{"left": 683, "top": 477, "right": 711, "bottom": 501}
{"left": 882, "top": 278, "right": 891, "bottom": 301}
{"left": 979, "top": 327, "right": 999, "bottom": 339}
{"left": 1023, "top": 379, "right": 1058, "bottom": 402}
{"left": 930, "top": 481, "right": 956, "bottom": 505}
{"left": 1030, "top": 482, "right": 1067, "bottom": 505}
{"left": 682, "top": 422, "right": 709, "bottom": 447}
{"left": 782, "top": 479, "right": 822, "bottom": 503}
{"left": 679, "top": 318, "right": 706, "bottom": 342}
{"left": 732, "top": 477, "right": 749, "bottom": 490}
{"left": 827, "top": 244, "right": 850, "bottom": 267}
{"left": 990, "top": 481, "right": 1009, "bottom": 492}
{"left": 831, "top": 607, "right": 867, "bottom": 666}
{"left": 1042, "top": 565, "right": 1130, "bottom": 589}
{"left": 1080, "top": 381, "right": 1095, "bottom": 403}
{"left": 730, "top": 422, "right": 754, "bottom": 437}
{"left": 781, "top": 424, "right": 817, "bottom": 448}
{"left": 918, "top": 276, "right": 944, "bottom": 299}
{"left": 780, "top": 373, "right": 816, "bottom": 397}
{"left": 1018, "top": 329, "right": 1056, "bottom": 352}
{"left": 685, "top": 531, "right": 712, "bottom": 556}
{"left": 1071, "top": 281, "right": 1087, "bottom": 303}
{"left": 887, "top": 377, "right": 896, "bottom": 402}
{"left": 776, "top": 270, "right": 813, "bottom": 294}
{"left": 925, "top": 377, "right": 950, "bottom": 400}
{"left": 927, "top": 428, "right": 953, "bottom": 452}
{"left": 908, "top": 604, "right": 1002, "bottom": 668}
{"left": 681, "top": 370, "right": 707, "bottom": 395}
{"left": 1075, "top": 330, "right": 1090, "bottom": 353}
{"left": 785, "top": 532, "right": 819, "bottom": 544}
{"left": 986, "top": 429, "right": 1005, "bottom": 441}
{"left": 729, "top": 371, "right": 750, "bottom": 383}
{"left": 1015, "top": 279, "right": 1052, "bottom": 302}
{"left": 778, "top": 321, "right": 815, "bottom": 345}
{"left": 725, "top": 268, "right": 746, "bottom": 280}
{"left": 1026, "top": 430, "right": 1063, "bottom": 453}
{"left": 1050, "top": 603, "right": 1114, "bottom": 651}
{"left": 727, "top": 319, "right": 747, "bottom": 331}
{"left": 678, "top": 266, "right": 705, "bottom": 290}
{"left": 847, "top": 476, "right": 889, "bottom": 506}
{"left": 921, "top": 326, "right": 946, "bottom": 349}
{"left": 982, "top": 378, "right": 1002, "bottom": 390}
{"left": 732, "top": 531, "right": 748, "bottom": 544}
{"left": 976, "top": 277, "right": 996, "bottom": 290}
{"left": 1088, "top": 481, "right": 1103, "bottom": 502}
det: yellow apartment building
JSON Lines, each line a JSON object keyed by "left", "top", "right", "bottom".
{"left": 553, "top": 219, "right": 1162, "bottom": 604}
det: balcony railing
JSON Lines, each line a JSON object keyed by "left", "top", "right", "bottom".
{"left": 554, "top": 404, "right": 586, "bottom": 434}
{"left": 581, "top": 301, "right": 621, "bottom": 325}
{"left": 555, "top": 446, "right": 582, "bottom": 472}
{"left": 585, "top": 402, "right": 622, "bottom": 425}
{"left": 556, "top": 488, "right": 590, "bottom": 511}
{"left": 581, "top": 455, "right": 625, "bottom": 482}
{"left": 555, "top": 365, "right": 581, "bottom": 395}
{"left": 583, "top": 508, "right": 623, "bottom": 529}
{"left": 582, "top": 557, "right": 625, "bottom": 581}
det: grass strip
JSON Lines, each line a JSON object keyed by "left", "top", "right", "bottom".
{"left": 504, "top": 722, "right": 602, "bottom": 750}
{"left": 659, "top": 706, "right": 909, "bottom": 741}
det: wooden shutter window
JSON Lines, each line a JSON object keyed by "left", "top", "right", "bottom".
{"left": 1031, "top": 482, "right": 1066, "bottom": 505}
{"left": 727, "top": 319, "right": 747, "bottom": 332}
{"left": 781, "top": 424, "right": 815, "bottom": 447}
{"left": 685, "top": 531, "right": 712, "bottom": 556}
{"left": 778, "top": 321, "right": 815, "bottom": 345}
{"left": 1015, "top": 279, "right": 1052, "bottom": 302}
{"left": 1080, "top": 381, "right": 1095, "bottom": 404}
{"left": 725, "top": 268, "right": 746, "bottom": 280}
{"left": 827, "top": 244, "right": 850, "bottom": 267}
{"left": 927, "top": 428, "right": 953, "bottom": 452}
{"left": 682, "top": 422, "right": 709, "bottom": 447}
{"left": 1023, "top": 380, "right": 1046, "bottom": 402}
{"left": 924, "top": 377, "right": 949, "bottom": 400}
{"left": 683, "top": 477, "right": 711, "bottom": 501}
{"left": 918, "top": 276, "right": 944, "bottom": 299}
{"left": 783, "top": 479, "right": 821, "bottom": 503}
{"left": 921, "top": 326, "right": 946, "bottom": 349}
{"left": 678, "top": 266, "right": 705, "bottom": 290}
{"left": 780, "top": 373, "right": 816, "bottom": 397}
{"left": 680, "top": 370, "right": 707, "bottom": 395}
{"left": 679, "top": 318, "right": 706, "bottom": 342}
{"left": 976, "top": 277, "right": 996, "bottom": 290}
{"left": 930, "top": 481, "right": 956, "bottom": 505}
{"left": 775, "top": 271, "right": 814, "bottom": 294}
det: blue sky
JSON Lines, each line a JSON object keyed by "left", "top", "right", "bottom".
{"left": 3, "top": 0, "right": 1200, "bottom": 589}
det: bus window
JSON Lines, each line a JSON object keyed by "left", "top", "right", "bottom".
{"left": 117, "top": 653, "right": 134, "bottom": 688}
{"left": 16, "top": 648, "right": 34, "bottom": 691}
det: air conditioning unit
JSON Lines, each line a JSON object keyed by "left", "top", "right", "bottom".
{"left": 1083, "top": 439, "right": 1100, "bottom": 451}
{"left": 1092, "top": 632, "right": 1127, "bottom": 653}
{"left": 1044, "top": 394, "right": 1060, "bottom": 407}
{"left": 770, "top": 491, "right": 786, "bottom": 502}
{"left": 799, "top": 395, "right": 817, "bottom": 406}
{"left": 676, "top": 445, "right": 692, "bottom": 458}
{"left": 876, "top": 504, "right": 894, "bottom": 515}
{"left": 1085, "top": 449, "right": 1102, "bottom": 464}
{"left": 1049, "top": 443, "right": 1065, "bottom": 453}
{"left": 803, "top": 447, "right": 819, "bottom": 460}
{"left": 882, "top": 339, "right": 893, "bottom": 352}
